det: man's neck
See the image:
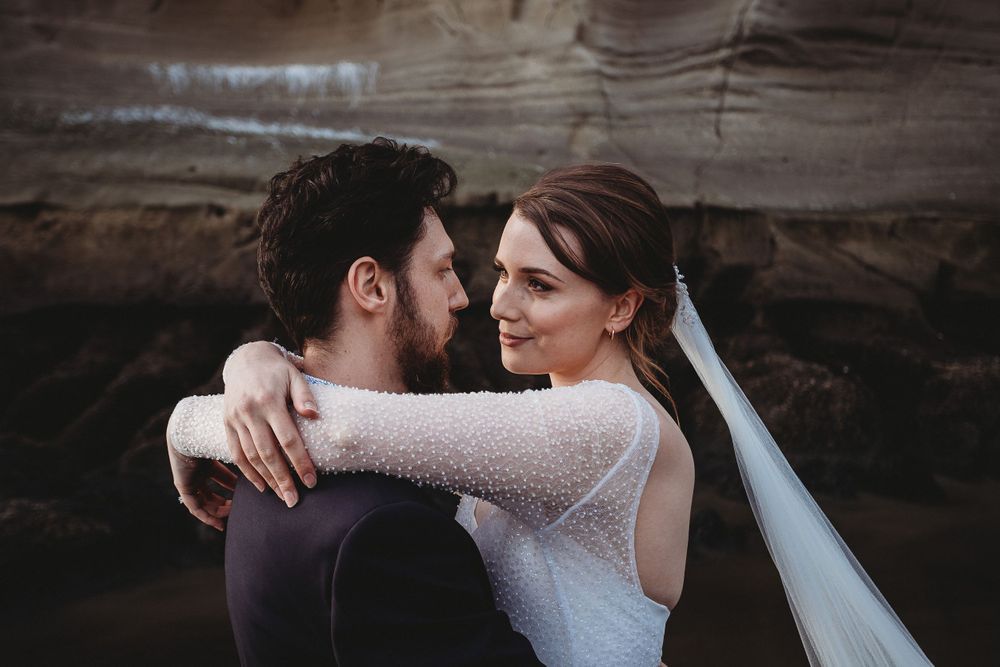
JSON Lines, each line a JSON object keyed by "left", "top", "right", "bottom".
{"left": 301, "top": 330, "right": 407, "bottom": 394}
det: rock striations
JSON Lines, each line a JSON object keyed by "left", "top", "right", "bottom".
{"left": 0, "top": 4, "right": 997, "bottom": 641}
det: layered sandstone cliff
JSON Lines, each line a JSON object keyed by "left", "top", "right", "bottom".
{"left": 0, "top": 6, "right": 997, "bottom": 659}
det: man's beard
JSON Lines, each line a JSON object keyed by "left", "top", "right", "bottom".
{"left": 389, "top": 273, "right": 454, "bottom": 394}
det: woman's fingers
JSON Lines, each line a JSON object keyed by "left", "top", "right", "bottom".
{"left": 237, "top": 421, "right": 280, "bottom": 496}
{"left": 226, "top": 422, "right": 267, "bottom": 493}
{"left": 220, "top": 343, "right": 316, "bottom": 495}
{"left": 270, "top": 403, "right": 317, "bottom": 489}
{"left": 209, "top": 460, "right": 238, "bottom": 491}
{"left": 290, "top": 371, "right": 319, "bottom": 419}
{"left": 202, "top": 492, "right": 233, "bottom": 518}
{"left": 246, "top": 418, "right": 299, "bottom": 508}
{"left": 179, "top": 491, "right": 226, "bottom": 532}
{"left": 190, "top": 506, "right": 225, "bottom": 532}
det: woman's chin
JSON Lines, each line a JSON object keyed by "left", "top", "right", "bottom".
{"left": 499, "top": 351, "right": 545, "bottom": 376}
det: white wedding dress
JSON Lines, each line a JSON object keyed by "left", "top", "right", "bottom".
{"left": 170, "top": 378, "right": 671, "bottom": 666}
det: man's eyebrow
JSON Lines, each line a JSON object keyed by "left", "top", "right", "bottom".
{"left": 494, "top": 258, "right": 566, "bottom": 284}
{"left": 436, "top": 249, "right": 456, "bottom": 262}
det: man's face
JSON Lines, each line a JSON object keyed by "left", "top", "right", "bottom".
{"left": 389, "top": 209, "right": 469, "bottom": 393}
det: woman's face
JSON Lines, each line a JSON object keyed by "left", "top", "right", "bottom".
{"left": 490, "top": 210, "right": 618, "bottom": 378}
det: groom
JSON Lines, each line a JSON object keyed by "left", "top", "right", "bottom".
{"left": 168, "top": 138, "right": 541, "bottom": 665}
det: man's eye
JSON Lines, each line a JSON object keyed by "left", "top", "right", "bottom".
{"left": 493, "top": 265, "right": 508, "bottom": 279}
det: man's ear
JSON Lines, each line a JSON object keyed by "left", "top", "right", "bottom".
{"left": 346, "top": 257, "right": 392, "bottom": 314}
{"left": 607, "top": 288, "right": 644, "bottom": 335}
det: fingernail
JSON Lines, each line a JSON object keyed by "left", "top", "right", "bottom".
{"left": 284, "top": 491, "right": 298, "bottom": 508}
{"left": 255, "top": 481, "right": 266, "bottom": 493}
{"left": 304, "top": 401, "right": 318, "bottom": 416}
{"left": 304, "top": 473, "right": 317, "bottom": 488}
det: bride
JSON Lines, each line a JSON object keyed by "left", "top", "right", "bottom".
{"left": 169, "top": 164, "right": 932, "bottom": 666}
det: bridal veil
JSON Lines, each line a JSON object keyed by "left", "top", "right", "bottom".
{"left": 670, "top": 265, "right": 932, "bottom": 667}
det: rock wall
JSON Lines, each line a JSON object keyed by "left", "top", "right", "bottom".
{"left": 1, "top": 0, "right": 997, "bottom": 210}
{"left": 0, "top": 3, "right": 998, "bottom": 657}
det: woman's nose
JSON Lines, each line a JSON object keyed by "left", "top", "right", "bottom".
{"left": 490, "top": 281, "right": 517, "bottom": 321}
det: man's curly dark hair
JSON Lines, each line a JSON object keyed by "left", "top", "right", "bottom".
{"left": 256, "top": 137, "right": 457, "bottom": 351}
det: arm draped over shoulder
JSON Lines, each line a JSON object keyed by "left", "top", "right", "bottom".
{"left": 168, "top": 381, "right": 644, "bottom": 526}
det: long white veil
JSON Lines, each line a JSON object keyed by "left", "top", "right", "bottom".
{"left": 670, "top": 265, "right": 932, "bottom": 667}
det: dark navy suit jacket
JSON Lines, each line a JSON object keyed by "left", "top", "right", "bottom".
{"left": 225, "top": 471, "right": 543, "bottom": 666}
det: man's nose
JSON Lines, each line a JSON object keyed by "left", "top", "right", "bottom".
{"left": 451, "top": 277, "right": 470, "bottom": 312}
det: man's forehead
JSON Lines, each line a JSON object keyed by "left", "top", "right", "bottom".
{"left": 419, "top": 208, "right": 456, "bottom": 257}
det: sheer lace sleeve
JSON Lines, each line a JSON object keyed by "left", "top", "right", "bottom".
{"left": 168, "top": 381, "right": 645, "bottom": 526}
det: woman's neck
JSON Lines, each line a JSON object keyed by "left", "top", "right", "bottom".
{"left": 549, "top": 344, "right": 645, "bottom": 394}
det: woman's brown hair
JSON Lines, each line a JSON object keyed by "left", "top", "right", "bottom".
{"left": 513, "top": 164, "right": 680, "bottom": 422}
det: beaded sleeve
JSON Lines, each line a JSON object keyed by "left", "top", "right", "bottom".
{"left": 168, "top": 381, "right": 643, "bottom": 526}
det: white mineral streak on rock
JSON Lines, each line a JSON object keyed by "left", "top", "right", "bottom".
{"left": 59, "top": 105, "right": 438, "bottom": 147}
{"left": 147, "top": 62, "right": 379, "bottom": 105}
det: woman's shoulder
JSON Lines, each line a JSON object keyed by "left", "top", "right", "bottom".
{"left": 575, "top": 381, "right": 690, "bottom": 461}
{"left": 648, "top": 403, "right": 694, "bottom": 483}
{"left": 608, "top": 382, "right": 693, "bottom": 474}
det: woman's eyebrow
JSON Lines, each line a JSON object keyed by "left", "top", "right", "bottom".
{"left": 496, "top": 259, "right": 565, "bottom": 284}
{"left": 494, "top": 257, "right": 565, "bottom": 283}
{"left": 522, "top": 267, "right": 565, "bottom": 283}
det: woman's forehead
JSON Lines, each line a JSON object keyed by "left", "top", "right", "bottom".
{"left": 498, "top": 212, "right": 579, "bottom": 268}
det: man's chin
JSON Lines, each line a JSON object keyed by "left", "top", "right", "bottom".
{"left": 404, "top": 357, "right": 449, "bottom": 393}
{"left": 390, "top": 301, "right": 455, "bottom": 393}
{"left": 444, "top": 317, "right": 459, "bottom": 344}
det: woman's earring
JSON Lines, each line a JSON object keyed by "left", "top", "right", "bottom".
{"left": 608, "top": 328, "right": 615, "bottom": 341}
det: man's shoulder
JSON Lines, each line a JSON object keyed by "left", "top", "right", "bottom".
{"left": 334, "top": 496, "right": 482, "bottom": 586}
{"left": 229, "top": 471, "right": 439, "bottom": 544}
{"left": 309, "top": 470, "right": 434, "bottom": 510}
{"left": 346, "top": 496, "right": 458, "bottom": 538}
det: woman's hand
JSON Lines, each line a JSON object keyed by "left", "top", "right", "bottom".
{"left": 167, "top": 409, "right": 236, "bottom": 531}
{"left": 223, "top": 341, "right": 319, "bottom": 508}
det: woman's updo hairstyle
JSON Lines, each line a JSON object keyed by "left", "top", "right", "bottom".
{"left": 513, "top": 163, "right": 679, "bottom": 420}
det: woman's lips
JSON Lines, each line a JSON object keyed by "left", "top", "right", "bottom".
{"left": 499, "top": 332, "right": 532, "bottom": 347}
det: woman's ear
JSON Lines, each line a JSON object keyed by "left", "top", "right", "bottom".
{"left": 346, "top": 256, "right": 392, "bottom": 314}
{"left": 607, "top": 289, "right": 644, "bottom": 335}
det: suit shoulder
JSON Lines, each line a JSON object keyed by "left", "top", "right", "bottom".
{"left": 305, "top": 471, "right": 430, "bottom": 515}
{"left": 333, "top": 499, "right": 488, "bottom": 600}
{"left": 341, "top": 499, "right": 463, "bottom": 550}
{"left": 335, "top": 499, "right": 484, "bottom": 580}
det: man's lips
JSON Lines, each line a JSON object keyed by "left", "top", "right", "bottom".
{"left": 499, "top": 332, "right": 532, "bottom": 347}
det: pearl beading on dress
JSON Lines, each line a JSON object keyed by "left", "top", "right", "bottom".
{"left": 168, "top": 380, "right": 669, "bottom": 665}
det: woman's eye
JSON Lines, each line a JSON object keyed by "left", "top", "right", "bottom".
{"left": 528, "top": 278, "right": 551, "bottom": 292}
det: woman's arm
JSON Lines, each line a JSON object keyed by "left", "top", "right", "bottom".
{"left": 169, "top": 380, "right": 645, "bottom": 525}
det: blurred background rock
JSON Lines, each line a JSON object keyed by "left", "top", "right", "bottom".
{"left": 0, "top": 0, "right": 997, "bottom": 664}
